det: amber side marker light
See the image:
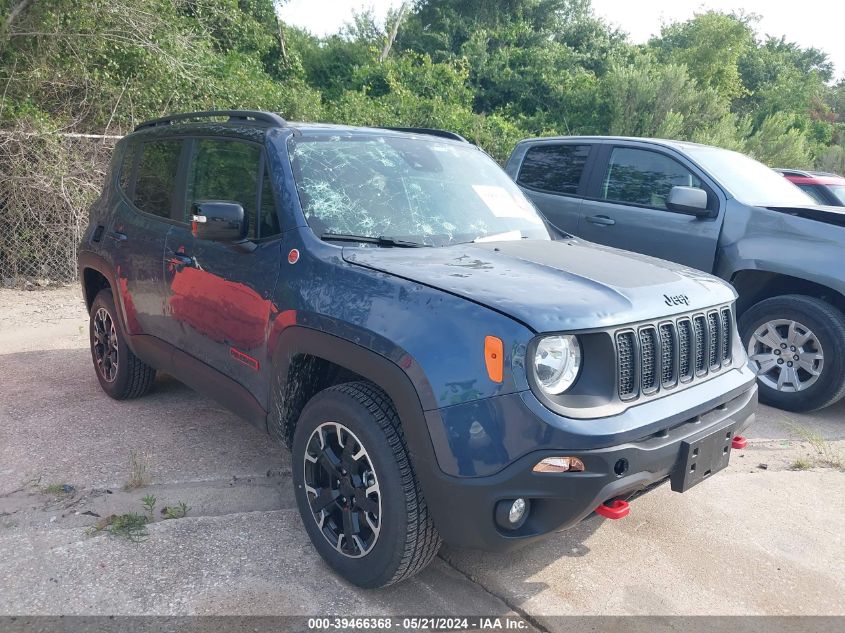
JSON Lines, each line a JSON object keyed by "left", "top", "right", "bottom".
{"left": 533, "top": 456, "right": 585, "bottom": 473}
{"left": 484, "top": 335, "right": 504, "bottom": 383}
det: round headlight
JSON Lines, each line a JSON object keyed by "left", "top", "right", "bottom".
{"left": 533, "top": 335, "right": 581, "bottom": 395}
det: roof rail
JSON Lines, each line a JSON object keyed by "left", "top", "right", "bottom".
{"left": 134, "top": 110, "right": 287, "bottom": 132}
{"left": 380, "top": 127, "right": 469, "bottom": 143}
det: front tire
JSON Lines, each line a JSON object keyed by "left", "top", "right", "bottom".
{"left": 89, "top": 289, "right": 156, "bottom": 400}
{"left": 292, "top": 382, "right": 441, "bottom": 587}
{"left": 739, "top": 295, "right": 845, "bottom": 412}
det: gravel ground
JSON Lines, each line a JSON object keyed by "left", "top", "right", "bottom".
{"left": 0, "top": 286, "right": 843, "bottom": 627}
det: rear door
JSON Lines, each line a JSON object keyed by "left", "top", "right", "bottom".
{"left": 108, "top": 138, "right": 186, "bottom": 339}
{"left": 577, "top": 144, "right": 722, "bottom": 271}
{"left": 511, "top": 142, "right": 595, "bottom": 235}
{"left": 162, "top": 136, "right": 283, "bottom": 399}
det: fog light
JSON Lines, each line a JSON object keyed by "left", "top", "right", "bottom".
{"left": 533, "top": 456, "right": 585, "bottom": 473}
{"left": 495, "top": 498, "right": 530, "bottom": 530}
{"left": 508, "top": 498, "right": 527, "bottom": 524}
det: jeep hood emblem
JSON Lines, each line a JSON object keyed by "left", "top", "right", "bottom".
{"left": 664, "top": 293, "right": 690, "bottom": 306}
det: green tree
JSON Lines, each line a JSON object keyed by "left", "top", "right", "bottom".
{"left": 650, "top": 11, "right": 755, "bottom": 101}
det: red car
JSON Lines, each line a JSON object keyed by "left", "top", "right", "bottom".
{"left": 775, "top": 168, "right": 845, "bottom": 206}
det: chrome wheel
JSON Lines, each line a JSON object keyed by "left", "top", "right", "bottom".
{"left": 92, "top": 307, "right": 119, "bottom": 383}
{"left": 747, "top": 319, "right": 824, "bottom": 392}
{"left": 303, "top": 421, "right": 381, "bottom": 558}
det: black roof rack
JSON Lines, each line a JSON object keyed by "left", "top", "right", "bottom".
{"left": 380, "top": 127, "right": 469, "bottom": 142}
{"left": 134, "top": 110, "right": 287, "bottom": 132}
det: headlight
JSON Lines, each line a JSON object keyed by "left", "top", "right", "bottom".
{"left": 533, "top": 335, "right": 581, "bottom": 395}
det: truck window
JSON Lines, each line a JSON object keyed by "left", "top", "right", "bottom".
{"left": 185, "top": 139, "right": 279, "bottom": 239}
{"left": 602, "top": 147, "right": 702, "bottom": 210}
{"left": 796, "top": 184, "right": 829, "bottom": 205}
{"left": 133, "top": 140, "right": 183, "bottom": 218}
{"left": 516, "top": 144, "right": 591, "bottom": 195}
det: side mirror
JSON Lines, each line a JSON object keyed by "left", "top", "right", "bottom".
{"left": 666, "top": 186, "right": 712, "bottom": 217}
{"left": 192, "top": 201, "right": 246, "bottom": 242}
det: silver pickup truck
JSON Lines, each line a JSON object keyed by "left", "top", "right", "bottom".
{"left": 506, "top": 136, "right": 845, "bottom": 412}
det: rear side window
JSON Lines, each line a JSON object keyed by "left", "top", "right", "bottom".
{"left": 118, "top": 143, "right": 136, "bottom": 195}
{"left": 133, "top": 140, "right": 183, "bottom": 218}
{"left": 796, "top": 184, "right": 829, "bottom": 205}
{"left": 186, "top": 138, "right": 280, "bottom": 239}
{"left": 517, "top": 144, "right": 591, "bottom": 194}
{"left": 602, "top": 147, "right": 702, "bottom": 210}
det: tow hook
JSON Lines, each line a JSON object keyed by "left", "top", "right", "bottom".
{"left": 595, "top": 499, "right": 630, "bottom": 520}
{"left": 731, "top": 435, "right": 748, "bottom": 449}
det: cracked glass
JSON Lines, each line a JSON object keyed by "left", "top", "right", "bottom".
{"left": 288, "top": 134, "right": 550, "bottom": 246}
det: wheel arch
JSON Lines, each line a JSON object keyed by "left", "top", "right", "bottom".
{"left": 268, "top": 326, "right": 439, "bottom": 466}
{"left": 730, "top": 270, "right": 845, "bottom": 316}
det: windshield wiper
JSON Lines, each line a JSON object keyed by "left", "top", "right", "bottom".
{"left": 321, "top": 233, "right": 431, "bottom": 248}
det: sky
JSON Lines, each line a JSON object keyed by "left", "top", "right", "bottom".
{"left": 278, "top": 0, "right": 845, "bottom": 79}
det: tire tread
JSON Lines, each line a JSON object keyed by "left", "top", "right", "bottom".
{"left": 326, "top": 381, "right": 441, "bottom": 586}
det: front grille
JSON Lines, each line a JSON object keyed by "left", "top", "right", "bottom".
{"left": 720, "top": 308, "right": 732, "bottom": 364}
{"left": 640, "top": 326, "right": 658, "bottom": 394}
{"left": 616, "top": 331, "right": 637, "bottom": 399}
{"left": 615, "top": 305, "right": 734, "bottom": 401}
{"left": 693, "top": 315, "right": 707, "bottom": 375}
{"left": 678, "top": 318, "right": 693, "bottom": 382}
{"left": 707, "top": 311, "right": 720, "bottom": 369}
{"left": 659, "top": 323, "right": 676, "bottom": 387}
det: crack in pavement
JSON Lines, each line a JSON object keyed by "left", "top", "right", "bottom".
{"left": 437, "top": 550, "right": 551, "bottom": 633}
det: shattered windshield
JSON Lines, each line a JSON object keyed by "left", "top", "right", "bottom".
{"left": 288, "top": 134, "right": 550, "bottom": 246}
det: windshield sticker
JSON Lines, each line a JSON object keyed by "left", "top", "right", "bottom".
{"left": 472, "top": 185, "right": 541, "bottom": 223}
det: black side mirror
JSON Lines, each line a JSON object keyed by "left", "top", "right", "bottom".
{"left": 192, "top": 201, "right": 246, "bottom": 242}
{"left": 666, "top": 186, "right": 713, "bottom": 217}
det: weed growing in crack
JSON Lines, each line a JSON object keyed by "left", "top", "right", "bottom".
{"left": 88, "top": 513, "right": 149, "bottom": 542}
{"left": 40, "top": 483, "right": 75, "bottom": 497}
{"left": 141, "top": 494, "right": 157, "bottom": 519}
{"left": 785, "top": 422, "right": 844, "bottom": 470}
{"left": 124, "top": 450, "right": 151, "bottom": 490}
{"left": 162, "top": 501, "right": 190, "bottom": 520}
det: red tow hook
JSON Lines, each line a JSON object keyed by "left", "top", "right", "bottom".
{"left": 595, "top": 499, "right": 629, "bottom": 520}
{"left": 731, "top": 435, "right": 748, "bottom": 449}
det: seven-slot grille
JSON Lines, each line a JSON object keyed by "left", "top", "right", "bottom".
{"left": 616, "top": 306, "right": 733, "bottom": 401}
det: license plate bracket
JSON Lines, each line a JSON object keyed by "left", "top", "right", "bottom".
{"left": 670, "top": 424, "right": 737, "bottom": 492}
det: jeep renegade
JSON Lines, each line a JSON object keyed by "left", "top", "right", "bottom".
{"left": 79, "top": 111, "right": 758, "bottom": 588}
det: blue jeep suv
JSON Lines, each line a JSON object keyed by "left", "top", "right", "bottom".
{"left": 78, "top": 111, "right": 757, "bottom": 587}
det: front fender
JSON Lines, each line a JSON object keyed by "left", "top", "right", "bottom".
{"left": 716, "top": 204, "right": 845, "bottom": 296}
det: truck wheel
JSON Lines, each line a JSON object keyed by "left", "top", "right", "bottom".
{"left": 740, "top": 295, "right": 845, "bottom": 412}
{"left": 89, "top": 289, "right": 156, "bottom": 400}
{"left": 291, "top": 381, "right": 441, "bottom": 587}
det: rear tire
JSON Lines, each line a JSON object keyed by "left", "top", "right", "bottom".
{"left": 739, "top": 295, "right": 845, "bottom": 412}
{"left": 292, "top": 381, "right": 441, "bottom": 587}
{"left": 89, "top": 289, "right": 156, "bottom": 400}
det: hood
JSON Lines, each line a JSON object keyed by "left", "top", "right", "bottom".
{"left": 766, "top": 205, "right": 845, "bottom": 228}
{"left": 343, "top": 238, "right": 735, "bottom": 333}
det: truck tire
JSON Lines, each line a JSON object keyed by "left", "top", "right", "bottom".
{"left": 292, "top": 381, "right": 441, "bottom": 587}
{"left": 89, "top": 289, "right": 156, "bottom": 400}
{"left": 739, "top": 295, "right": 845, "bottom": 412}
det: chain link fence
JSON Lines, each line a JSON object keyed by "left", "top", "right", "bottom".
{"left": 0, "top": 129, "right": 120, "bottom": 285}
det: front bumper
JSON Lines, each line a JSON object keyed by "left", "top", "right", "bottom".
{"left": 420, "top": 377, "right": 757, "bottom": 551}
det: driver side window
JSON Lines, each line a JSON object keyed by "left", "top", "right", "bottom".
{"left": 602, "top": 147, "right": 703, "bottom": 210}
{"left": 185, "top": 138, "right": 280, "bottom": 239}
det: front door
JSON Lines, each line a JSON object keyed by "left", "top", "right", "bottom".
{"left": 109, "top": 138, "right": 186, "bottom": 339}
{"left": 162, "top": 137, "right": 283, "bottom": 400}
{"left": 577, "top": 146, "right": 722, "bottom": 272}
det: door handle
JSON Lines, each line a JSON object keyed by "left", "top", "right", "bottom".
{"left": 585, "top": 215, "right": 616, "bottom": 226}
{"left": 167, "top": 254, "right": 196, "bottom": 268}
{"left": 106, "top": 230, "right": 127, "bottom": 242}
